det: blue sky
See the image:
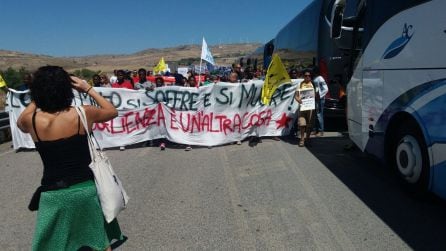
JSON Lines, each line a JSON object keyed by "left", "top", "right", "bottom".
{"left": 0, "top": 0, "right": 312, "bottom": 57}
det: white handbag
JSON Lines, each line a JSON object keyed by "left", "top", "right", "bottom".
{"left": 75, "top": 106, "right": 129, "bottom": 223}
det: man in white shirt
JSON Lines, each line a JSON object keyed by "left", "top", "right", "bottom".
{"left": 109, "top": 69, "right": 118, "bottom": 84}
{"left": 313, "top": 67, "right": 328, "bottom": 136}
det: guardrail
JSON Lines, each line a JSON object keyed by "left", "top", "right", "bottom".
{"left": 0, "top": 110, "right": 10, "bottom": 143}
{"left": 0, "top": 111, "right": 9, "bottom": 130}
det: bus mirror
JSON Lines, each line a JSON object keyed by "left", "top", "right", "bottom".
{"left": 330, "top": 4, "right": 344, "bottom": 39}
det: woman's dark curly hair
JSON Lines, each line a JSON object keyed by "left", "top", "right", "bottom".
{"left": 30, "top": 66, "right": 74, "bottom": 113}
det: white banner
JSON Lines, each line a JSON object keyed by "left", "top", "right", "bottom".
{"left": 7, "top": 80, "right": 299, "bottom": 149}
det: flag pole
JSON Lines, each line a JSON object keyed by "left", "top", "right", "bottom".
{"left": 198, "top": 37, "right": 203, "bottom": 87}
{"left": 198, "top": 59, "right": 203, "bottom": 87}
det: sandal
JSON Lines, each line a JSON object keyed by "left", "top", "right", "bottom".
{"left": 298, "top": 140, "right": 304, "bottom": 147}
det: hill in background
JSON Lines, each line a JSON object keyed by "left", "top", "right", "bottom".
{"left": 0, "top": 43, "right": 261, "bottom": 73}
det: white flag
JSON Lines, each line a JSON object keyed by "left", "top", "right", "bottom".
{"left": 201, "top": 37, "right": 215, "bottom": 65}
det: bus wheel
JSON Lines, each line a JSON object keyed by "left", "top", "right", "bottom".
{"left": 393, "top": 122, "right": 429, "bottom": 191}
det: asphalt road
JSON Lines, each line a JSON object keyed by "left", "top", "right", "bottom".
{"left": 1, "top": 131, "right": 446, "bottom": 250}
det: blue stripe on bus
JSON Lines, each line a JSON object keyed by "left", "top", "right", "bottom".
{"left": 364, "top": 79, "right": 446, "bottom": 159}
{"left": 411, "top": 89, "right": 446, "bottom": 145}
{"left": 364, "top": 79, "right": 446, "bottom": 197}
{"left": 375, "top": 78, "right": 445, "bottom": 142}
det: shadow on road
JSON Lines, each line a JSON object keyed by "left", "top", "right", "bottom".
{"left": 305, "top": 135, "right": 446, "bottom": 250}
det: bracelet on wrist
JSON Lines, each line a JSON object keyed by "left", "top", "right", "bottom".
{"left": 86, "top": 86, "right": 93, "bottom": 94}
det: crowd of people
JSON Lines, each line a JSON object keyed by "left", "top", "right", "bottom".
{"left": 3, "top": 62, "right": 329, "bottom": 150}
{"left": 90, "top": 65, "right": 265, "bottom": 91}
{"left": 83, "top": 62, "right": 328, "bottom": 150}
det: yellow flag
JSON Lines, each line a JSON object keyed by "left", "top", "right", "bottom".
{"left": 0, "top": 74, "right": 7, "bottom": 88}
{"left": 261, "top": 54, "right": 291, "bottom": 105}
{"left": 153, "top": 57, "right": 167, "bottom": 74}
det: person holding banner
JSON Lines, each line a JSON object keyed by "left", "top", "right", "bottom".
{"left": 228, "top": 73, "right": 243, "bottom": 145}
{"left": 187, "top": 76, "right": 197, "bottom": 88}
{"left": 92, "top": 74, "right": 102, "bottom": 87}
{"left": 16, "top": 66, "right": 125, "bottom": 250}
{"left": 134, "top": 68, "right": 155, "bottom": 91}
{"left": 294, "top": 70, "right": 316, "bottom": 147}
{"left": 112, "top": 70, "right": 133, "bottom": 89}
{"left": 112, "top": 69, "right": 133, "bottom": 150}
{"left": 232, "top": 63, "right": 243, "bottom": 82}
{"left": 228, "top": 72, "right": 239, "bottom": 84}
{"left": 109, "top": 70, "right": 118, "bottom": 84}
{"left": 210, "top": 75, "right": 219, "bottom": 84}
{"left": 155, "top": 76, "right": 166, "bottom": 88}
{"left": 99, "top": 73, "right": 112, "bottom": 87}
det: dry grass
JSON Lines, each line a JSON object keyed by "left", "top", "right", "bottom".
{"left": 0, "top": 43, "right": 261, "bottom": 74}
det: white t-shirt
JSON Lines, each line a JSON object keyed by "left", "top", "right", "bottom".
{"left": 110, "top": 76, "right": 118, "bottom": 84}
{"left": 313, "top": 75, "right": 328, "bottom": 99}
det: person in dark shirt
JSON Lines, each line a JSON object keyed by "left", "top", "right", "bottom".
{"left": 92, "top": 74, "right": 102, "bottom": 87}
{"left": 16, "top": 73, "right": 33, "bottom": 91}
{"left": 155, "top": 76, "right": 165, "bottom": 88}
{"left": 289, "top": 69, "right": 299, "bottom": 79}
{"left": 173, "top": 71, "right": 184, "bottom": 86}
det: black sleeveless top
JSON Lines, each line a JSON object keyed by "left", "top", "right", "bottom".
{"left": 32, "top": 109, "right": 93, "bottom": 186}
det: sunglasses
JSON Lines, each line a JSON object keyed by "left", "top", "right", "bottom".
{"left": 304, "top": 74, "right": 311, "bottom": 77}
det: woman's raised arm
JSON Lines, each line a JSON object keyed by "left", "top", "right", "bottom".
{"left": 71, "top": 76, "right": 118, "bottom": 129}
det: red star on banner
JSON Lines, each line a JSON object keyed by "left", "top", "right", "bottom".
{"left": 275, "top": 113, "right": 292, "bottom": 129}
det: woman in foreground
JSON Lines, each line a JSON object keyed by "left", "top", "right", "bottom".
{"left": 17, "top": 66, "right": 124, "bottom": 251}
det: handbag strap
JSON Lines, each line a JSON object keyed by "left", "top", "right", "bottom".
{"left": 74, "top": 106, "right": 103, "bottom": 156}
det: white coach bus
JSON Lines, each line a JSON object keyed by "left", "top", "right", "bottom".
{"left": 328, "top": 0, "right": 446, "bottom": 197}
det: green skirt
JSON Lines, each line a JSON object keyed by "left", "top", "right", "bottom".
{"left": 32, "top": 180, "right": 125, "bottom": 251}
